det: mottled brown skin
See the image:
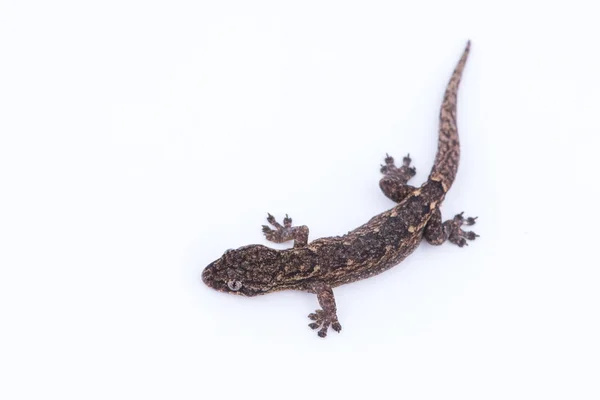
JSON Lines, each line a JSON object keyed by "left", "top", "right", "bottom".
{"left": 202, "top": 42, "right": 477, "bottom": 338}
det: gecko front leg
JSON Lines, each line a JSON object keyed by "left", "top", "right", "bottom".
{"left": 262, "top": 213, "right": 309, "bottom": 248}
{"left": 379, "top": 153, "right": 417, "bottom": 203}
{"left": 307, "top": 282, "right": 342, "bottom": 338}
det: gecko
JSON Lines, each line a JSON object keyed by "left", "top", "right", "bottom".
{"left": 202, "top": 42, "right": 477, "bottom": 338}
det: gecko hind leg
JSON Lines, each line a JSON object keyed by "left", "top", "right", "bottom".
{"left": 262, "top": 213, "right": 309, "bottom": 248}
{"left": 307, "top": 282, "right": 342, "bottom": 338}
{"left": 379, "top": 153, "right": 417, "bottom": 203}
{"left": 425, "top": 209, "right": 479, "bottom": 247}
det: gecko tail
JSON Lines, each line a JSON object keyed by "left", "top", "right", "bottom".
{"left": 428, "top": 41, "right": 471, "bottom": 192}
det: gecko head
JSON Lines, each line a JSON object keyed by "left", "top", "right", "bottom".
{"left": 202, "top": 245, "right": 280, "bottom": 296}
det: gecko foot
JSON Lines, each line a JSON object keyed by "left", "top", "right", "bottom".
{"left": 379, "top": 153, "right": 417, "bottom": 203}
{"left": 262, "top": 213, "right": 309, "bottom": 248}
{"left": 444, "top": 212, "right": 479, "bottom": 247}
{"left": 380, "top": 153, "right": 416, "bottom": 181}
{"left": 308, "top": 309, "right": 342, "bottom": 338}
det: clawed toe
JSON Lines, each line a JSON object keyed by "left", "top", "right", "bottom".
{"left": 464, "top": 231, "right": 479, "bottom": 240}
{"left": 261, "top": 225, "right": 275, "bottom": 240}
{"left": 384, "top": 153, "right": 395, "bottom": 165}
{"left": 283, "top": 214, "right": 292, "bottom": 228}
{"left": 331, "top": 321, "right": 342, "bottom": 332}
{"left": 450, "top": 236, "right": 468, "bottom": 247}
{"left": 308, "top": 310, "right": 323, "bottom": 321}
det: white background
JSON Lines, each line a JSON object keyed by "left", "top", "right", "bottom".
{"left": 1, "top": 1, "right": 599, "bottom": 399}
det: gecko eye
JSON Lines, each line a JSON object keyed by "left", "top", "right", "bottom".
{"left": 227, "top": 280, "right": 243, "bottom": 291}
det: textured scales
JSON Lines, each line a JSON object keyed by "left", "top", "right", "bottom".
{"left": 202, "top": 42, "right": 477, "bottom": 338}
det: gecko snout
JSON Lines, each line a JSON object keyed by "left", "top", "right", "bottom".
{"left": 201, "top": 264, "right": 214, "bottom": 286}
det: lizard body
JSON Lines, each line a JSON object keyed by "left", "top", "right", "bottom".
{"left": 202, "top": 42, "right": 477, "bottom": 337}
